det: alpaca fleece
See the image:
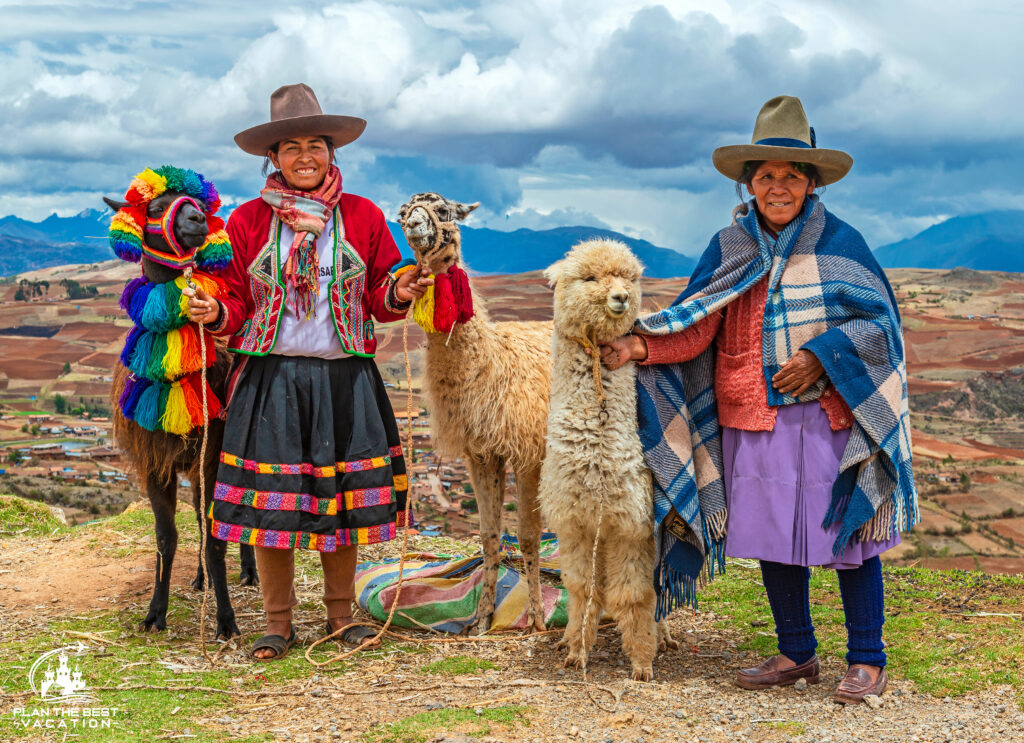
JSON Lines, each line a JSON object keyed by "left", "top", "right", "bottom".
{"left": 540, "top": 239, "right": 672, "bottom": 682}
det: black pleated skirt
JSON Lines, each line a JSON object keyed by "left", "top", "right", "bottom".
{"left": 209, "top": 354, "right": 407, "bottom": 551}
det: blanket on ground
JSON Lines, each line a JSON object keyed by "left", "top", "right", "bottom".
{"left": 635, "top": 197, "right": 918, "bottom": 618}
{"left": 354, "top": 534, "right": 568, "bottom": 632}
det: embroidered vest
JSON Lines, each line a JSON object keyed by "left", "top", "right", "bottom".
{"left": 228, "top": 208, "right": 373, "bottom": 356}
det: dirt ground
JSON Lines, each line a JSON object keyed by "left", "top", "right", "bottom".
{"left": 2, "top": 512, "right": 1023, "bottom": 743}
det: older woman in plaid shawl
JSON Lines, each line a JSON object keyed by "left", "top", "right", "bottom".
{"left": 601, "top": 96, "right": 917, "bottom": 704}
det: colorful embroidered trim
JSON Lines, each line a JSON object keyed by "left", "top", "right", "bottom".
{"left": 213, "top": 483, "right": 398, "bottom": 517}
{"left": 143, "top": 195, "right": 203, "bottom": 268}
{"left": 219, "top": 446, "right": 403, "bottom": 477}
{"left": 109, "top": 165, "right": 232, "bottom": 273}
{"left": 210, "top": 516, "right": 404, "bottom": 550}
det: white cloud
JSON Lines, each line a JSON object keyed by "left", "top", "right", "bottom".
{"left": 0, "top": 0, "right": 1021, "bottom": 255}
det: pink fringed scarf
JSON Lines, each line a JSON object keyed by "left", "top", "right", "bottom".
{"left": 261, "top": 165, "right": 344, "bottom": 319}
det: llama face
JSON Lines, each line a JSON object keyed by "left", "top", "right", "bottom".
{"left": 546, "top": 239, "right": 644, "bottom": 343}
{"left": 143, "top": 191, "right": 209, "bottom": 253}
{"left": 397, "top": 192, "right": 479, "bottom": 274}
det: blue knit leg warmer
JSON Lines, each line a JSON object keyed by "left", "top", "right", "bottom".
{"left": 837, "top": 555, "right": 887, "bottom": 667}
{"left": 759, "top": 560, "right": 817, "bottom": 665}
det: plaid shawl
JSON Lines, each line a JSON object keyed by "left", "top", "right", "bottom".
{"left": 636, "top": 197, "right": 918, "bottom": 618}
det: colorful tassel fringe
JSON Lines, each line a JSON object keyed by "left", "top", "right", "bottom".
{"left": 117, "top": 267, "right": 224, "bottom": 434}
{"left": 411, "top": 265, "right": 474, "bottom": 334}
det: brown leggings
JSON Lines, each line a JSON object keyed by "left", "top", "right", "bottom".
{"left": 254, "top": 544, "right": 358, "bottom": 625}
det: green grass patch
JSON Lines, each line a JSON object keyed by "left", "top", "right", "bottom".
{"left": 0, "top": 608, "right": 238, "bottom": 742}
{"left": 700, "top": 561, "right": 1024, "bottom": 698}
{"left": 0, "top": 493, "right": 69, "bottom": 537}
{"left": 363, "top": 705, "right": 528, "bottom": 743}
{"left": 762, "top": 720, "right": 807, "bottom": 736}
{"left": 416, "top": 655, "right": 498, "bottom": 676}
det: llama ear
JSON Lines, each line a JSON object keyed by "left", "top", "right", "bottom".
{"left": 103, "top": 196, "right": 128, "bottom": 212}
{"left": 451, "top": 201, "right": 479, "bottom": 221}
{"left": 543, "top": 258, "right": 567, "bottom": 288}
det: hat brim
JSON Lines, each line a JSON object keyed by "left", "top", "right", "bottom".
{"left": 712, "top": 144, "right": 852, "bottom": 186}
{"left": 234, "top": 114, "right": 367, "bottom": 156}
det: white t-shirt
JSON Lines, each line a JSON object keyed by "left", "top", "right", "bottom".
{"left": 272, "top": 217, "right": 349, "bottom": 359}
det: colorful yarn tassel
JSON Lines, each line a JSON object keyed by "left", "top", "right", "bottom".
{"left": 133, "top": 382, "right": 163, "bottom": 431}
{"left": 161, "top": 382, "right": 193, "bottom": 436}
{"left": 145, "top": 333, "right": 169, "bottom": 381}
{"left": 448, "top": 266, "right": 474, "bottom": 323}
{"left": 120, "top": 326, "right": 142, "bottom": 367}
{"left": 163, "top": 329, "right": 184, "bottom": 378}
{"left": 119, "top": 374, "right": 148, "bottom": 419}
{"left": 128, "top": 331, "right": 155, "bottom": 379}
{"left": 120, "top": 277, "right": 147, "bottom": 312}
{"left": 410, "top": 265, "right": 475, "bottom": 334}
{"left": 413, "top": 281, "right": 437, "bottom": 333}
{"left": 432, "top": 272, "right": 457, "bottom": 333}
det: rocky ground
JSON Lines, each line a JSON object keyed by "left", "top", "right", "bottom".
{"left": 1, "top": 495, "right": 1023, "bottom": 742}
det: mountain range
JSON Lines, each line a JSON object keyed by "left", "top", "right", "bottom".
{"left": 2, "top": 207, "right": 1022, "bottom": 278}
{"left": 872, "top": 210, "right": 1024, "bottom": 272}
{"left": 0, "top": 208, "right": 694, "bottom": 279}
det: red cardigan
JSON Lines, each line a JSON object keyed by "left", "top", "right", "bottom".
{"left": 641, "top": 275, "right": 853, "bottom": 432}
{"left": 212, "top": 194, "right": 406, "bottom": 357}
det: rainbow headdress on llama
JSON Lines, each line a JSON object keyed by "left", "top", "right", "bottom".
{"left": 392, "top": 259, "right": 475, "bottom": 334}
{"left": 110, "top": 166, "right": 233, "bottom": 436}
{"left": 108, "top": 165, "right": 232, "bottom": 272}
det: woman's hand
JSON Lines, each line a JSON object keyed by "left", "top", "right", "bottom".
{"left": 182, "top": 285, "right": 220, "bottom": 325}
{"left": 771, "top": 349, "right": 824, "bottom": 396}
{"left": 599, "top": 334, "right": 648, "bottom": 371}
{"left": 394, "top": 266, "right": 433, "bottom": 304}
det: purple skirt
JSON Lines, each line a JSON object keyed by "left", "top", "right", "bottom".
{"left": 722, "top": 402, "right": 899, "bottom": 569}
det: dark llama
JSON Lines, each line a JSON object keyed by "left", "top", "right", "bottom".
{"left": 104, "top": 166, "right": 256, "bottom": 639}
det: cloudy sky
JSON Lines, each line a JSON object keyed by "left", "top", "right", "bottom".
{"left": 1, "top": 0, "right": 1021, "bottom": 254}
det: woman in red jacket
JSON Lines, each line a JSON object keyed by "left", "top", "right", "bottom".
{"left": 185, "top": 84, "right": 429, "bottom": 660}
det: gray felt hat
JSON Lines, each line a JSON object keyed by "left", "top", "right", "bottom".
{"left": 712, "top": 96, "right": 852, "bottom": 185}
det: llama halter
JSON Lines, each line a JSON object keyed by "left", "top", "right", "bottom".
{"left": 398, "top": 197, "right": 461, "bottom": 260}
{"left": 143, "top": 195, "right": 204, "bottom": 269}
{"left": 109, "top": 166, "right": 231, "bottom": 272}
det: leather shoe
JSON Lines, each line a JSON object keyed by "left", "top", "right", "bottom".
{"left": 736, "top": 654, "right": 820, "bottom": 690}
{"left": 833, "top": 664, "right": 888, "bottom": 704}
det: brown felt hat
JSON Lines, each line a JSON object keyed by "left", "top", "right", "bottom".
{"left": 712, "top": 96, "right": 852, "bottom": 185}
{"left": 234, "top": 83, "right": 366, "bottom": 156}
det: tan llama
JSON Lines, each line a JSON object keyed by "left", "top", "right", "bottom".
{"left": 397, "top": 192, "right": 549, "bottom": 633}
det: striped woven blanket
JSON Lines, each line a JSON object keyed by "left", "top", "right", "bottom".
{"left": 354, "top": 534, "right": 568, "bottom": 632}
{"left": 636, "top": 197, "right": 918, "bottom": 618}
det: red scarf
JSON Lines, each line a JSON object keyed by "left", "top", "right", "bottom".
{"left": 260, "top": 165, "right": 344, "bottom": 319}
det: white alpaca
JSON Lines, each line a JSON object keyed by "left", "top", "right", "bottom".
{"left": 540, "top": 239, "right": 676, "bottom": 681}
